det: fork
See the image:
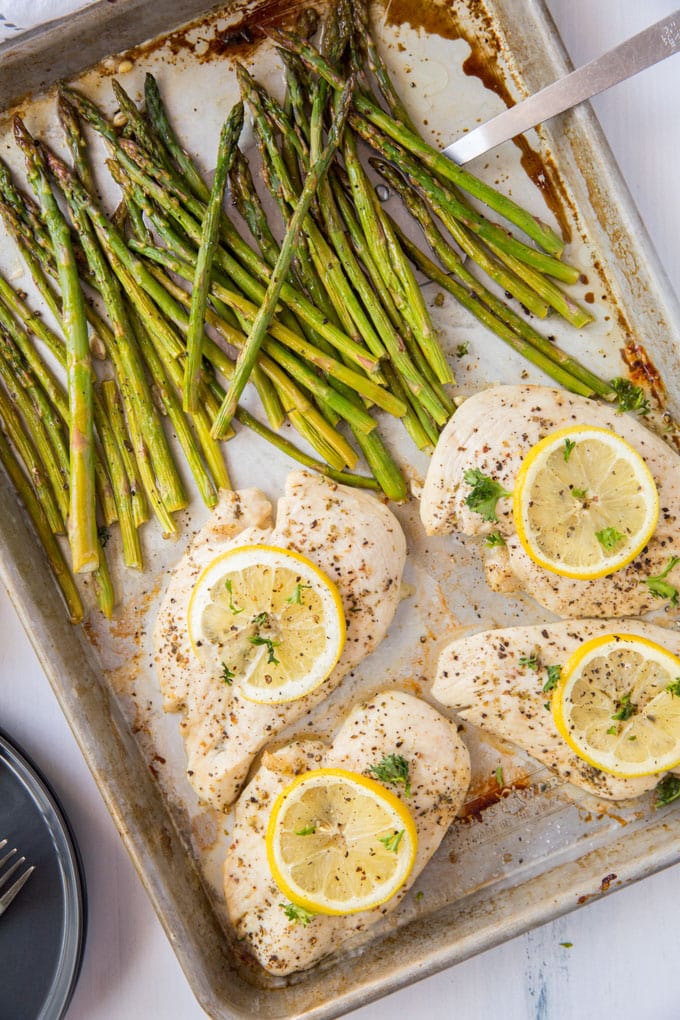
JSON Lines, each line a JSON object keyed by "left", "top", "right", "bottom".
{"left": 0, "top": 837, "right": 35, "bottom": 917}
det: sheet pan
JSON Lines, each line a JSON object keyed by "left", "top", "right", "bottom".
{"left": 1, "top": 1, "right": 680, "bottom": 1017}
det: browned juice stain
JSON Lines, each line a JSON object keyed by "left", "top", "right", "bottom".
{"left": 457, "top": 772, "right": 532, "bottom": 822}
{"left": 119, "top": 0, "right": 315, "bottom": 68}
{"left": 383, "top": 0, "right": 573, "bottom": 241}
{"left": 622, "top": 340, "right": 667, "bottom": 406}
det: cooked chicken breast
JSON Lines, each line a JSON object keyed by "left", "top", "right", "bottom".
{"left": 432, "top": 618, "right": 680, "bottom": 800}
{"left": 223, "top": 689, "right": 471, "bottom": 975}
{"left": 154, "top": 471, "right": 407, "bottom": 809}
{"left": 420, "top": 385, "right": 680, "bottom": 617}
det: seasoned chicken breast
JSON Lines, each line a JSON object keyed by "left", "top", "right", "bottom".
{"left": 223, "top": 690, "right": 471, "bottom": 975}
{"left": 432, "top": 618, "right": 680, "bottom": 800}
{"left": 154, "top": 471, "right": 407, "bottom": 809}
{"left": 420, "top": 385, "right": 680, "bottom": 617}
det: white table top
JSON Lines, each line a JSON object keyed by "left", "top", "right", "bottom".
{"left": 2, "top": 1, "right": 680, "bottom": 1018}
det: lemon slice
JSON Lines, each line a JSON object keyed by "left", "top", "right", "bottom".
{"left": 266, "top": 768, "right": 418, "bottom": 916}
{"left": 512, "top": 425, "right": 659, "bottom": 579}
{"left": 552, "top": 633, "right": 680, "bottom": 777}
{"left": 187, "top": 545, "right": 346, "bottom": 704}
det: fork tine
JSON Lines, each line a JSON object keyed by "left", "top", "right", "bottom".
{"left": 0, "top": 846, "right": 17, "bottom": 871}
{"left": 0, "top": 865, "right": 35, "bottom": 917}
{"left": 0, "top": 854, "right": 26, "bottom": 890}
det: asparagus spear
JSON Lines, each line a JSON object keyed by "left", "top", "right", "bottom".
{"left": 371, "top": 157, "right": 613, "bottom": 398}
{"left": 0, "top": 373, "right": 65, "bottom": 533}
{"left": 0, "top": 423, "right": 83, "bottom": 622}
{"left": 211, "top": 77, "right": 355, "bottom": 437}
{"left": 57, "top": 91, "right": 96, "bottom": 193}
{"left": 185, "top": 101, "right": 243, "bottom": 413}
{"left": 0, "top": 336, "right": 68, "bottom": 523}
{"left": 269, "top": 27, "right": 566, "bottom": 256}
{"left": 15, "top": 118, "right": 98, "bottom": 573}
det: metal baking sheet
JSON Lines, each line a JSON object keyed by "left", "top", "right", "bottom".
{"left": 1, "top": 1, "right": 680, "bottom": 1017}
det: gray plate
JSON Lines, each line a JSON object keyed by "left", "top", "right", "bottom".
{"left": 0, "top": 732, "right": 86, "bottom": 1020}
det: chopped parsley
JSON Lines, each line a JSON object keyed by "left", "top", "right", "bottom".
{"left": 519, "top": 654, "right": 538, "bottom": 671}
{"left": 543, "top": 664, "right": 562, "bottom": 693}
{"left": 378, "top": 829, "right": 404, "bottom": 854}
{"left": 455, "top": 341, "right": 470, "bottom": 357}
{"left": 415, "top": 890, "right": 424, "bottom": 902}
{"left": 485, "top": 530, "right": 506, "bottom": 548}
{"left": 667, "top": 678, "right": 680, "bottom": 697}
{"left": 595, "top": 527, "right": 625, "bottom": 551}
{"left": 295, "top": 825, "right": 316, "bottom": 836}
{"left": 611, "top": 691, "right": 636, "bottom": 722}
{"left": 249, "top": 635, "right": 280, "bottom": 664}
{"left": 563, "top": 438, "right": 576, "bottom": 462}
{"left": 220, "top": 663, "right": 235, "bottom": 685}
{"left": 571, "top": 487, "right": 588, "bottom": 500}
{"left": 369, "top": 754, "right": 411, "bottom": 797}
{"left": 610, "top": 377, "right": 651, "bottom": 416}
{"left": 606, "top": 724, "right": 618, "bottom": 736}
{"left": 645, "top": 556, "right": 680, "bottom": 606}
{"left": 286, "top": 582, "right": 312, "bottom": 605}
{"left": 280, "top": 902, "right": 315, "bottom": 926}
{"left": 463, "top": 468, "right": 512, "bottom": 523}
{"left": 251, "top": 611, "right": 269, "bottom": 627}
{"left": 224, "top": 578, "right": 243, "bottom": 615}
{"left": 495, "top": 765, "right": 504, "bottom": 787}
{"left": 559, "top": 942, "right": 573, "bottom": 949}
{"left": 654, "top": 774, "right": 680, "bottom": 808}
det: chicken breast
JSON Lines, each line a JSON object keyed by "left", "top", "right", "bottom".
{"left": 420, "top": 384, "right": 680, "bottom": 617}
{"left": 223, "top": 689, "right": 471, "bottom": 975}
{"left": 153, "top": 470, "right": 407, "bottom": 809}
{"left": 432, "top": 618, "right": 680, "bottom": 800}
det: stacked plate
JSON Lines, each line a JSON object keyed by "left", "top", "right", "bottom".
{"left": 0, "top": 731, "right": 86, "bottom": 1020}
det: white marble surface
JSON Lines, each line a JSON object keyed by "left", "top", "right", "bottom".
{"left": 1, "top": 1, "right": 680, "bottom": 1018}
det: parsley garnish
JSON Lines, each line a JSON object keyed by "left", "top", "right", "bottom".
{"left": 596, "top": 527, "right": 625, "bottom": 551}
{"left": 611, "top": 691, "right": 636, "bottom": 721}
{"left": 645, "top": 556, "right": 680, "bottom": 606}
{"left": 610, "top": 377, "right": 651, "bottom": 416}
{"left": 369, "top": 754, "right": 411, "bottom": 797}
{"left": 378, "top": 830, "right": 404, "bottom": 853}
{"left": 251, "top": 611, "right": 269, "bottom": 627}
{"left": 463, "top": 468, "right": 512, "bottom": 523}
{"left": 295, "top": 825, "right": 316, "bottom": 836}
{"left": 415, "top": 890, "right": 424, "bottom": 901}
{"left": 286, "top": 582, "right": 312, "bottom": 605}
{"left": 220, "top": 663, "right": 235, "bottom": 685}
{"left": 224, "top": 578, "right": 243, "bottom": 615}
{"left": 485, "top": 530, "right": 506, "bottom": 548}
{"left": 606, "top": 724, "right": 618, "bottom": 736}
{"left": 571, "top": 487, "right": 588, "bottom": 500}
{"left": 543, "top": 665, "right": 562, "bottom": 693}
{"left": 560, "top": 942, "right": 573, "bottom": 949}
{"left": 495, "top": 765, "right": 504, "bottom": 787}
{"left": 667, "top": 678, "right": 680, "bottom": 697}
{"left": 455, "top": 341, "right": 470, "bottom": 357}
{"left": 519, "top": 654, "right": 538, "bottom": 671}
{"left": 654, "top": 774, "right": 680, "bottom": 808}
{"left": 249, "top": 635, "right": 280, "bottom": 664}
{"left": 563, "top": 438, "right": 576, "bottom": 462}
{"left": 280, "top": 902, "right": 315, "bottom": 925}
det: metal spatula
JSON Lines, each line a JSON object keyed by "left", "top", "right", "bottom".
{"left": 443, "top": 8, "right": 680, "bottom": 165}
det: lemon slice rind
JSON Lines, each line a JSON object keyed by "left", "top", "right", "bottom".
{"left": 552, "top": 633, "right": 680, "bottom": 778}
{"left": 513, "top": 425, "right": 659, "bottom": 580}
{"left": 266, "top": 767, "right": 418, "bottom": 916}
{"left": 187, "top": 544, "right": 346, "bottom": 705}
